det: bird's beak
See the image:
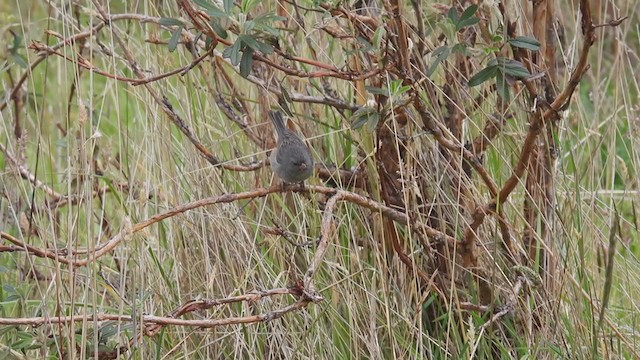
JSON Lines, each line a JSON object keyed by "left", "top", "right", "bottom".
{"left": 300, "top": 163, "right": 307, "bottom": 169}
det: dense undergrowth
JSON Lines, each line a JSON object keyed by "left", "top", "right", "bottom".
{"left": 0, "top": 0, "right": 639, "bottom": 358}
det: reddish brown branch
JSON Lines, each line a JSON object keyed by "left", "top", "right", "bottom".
{"left": 547, "top": 0, "right": 595, "bottom": 113}
{"left": 180, "top": 1, "right": 386, "bottom": 81}
{"left": 0, "top": 13, "right": 173, "bottom": 112}
{"left": 0, "top": 291, "right": 309, "bottom": 329}
{"left": 592, "top": 16, "right": 628, "bottom": 29}
{"left": 143, "top": 287, "right": 307, "bottom": 337}
{"left": 464, "top": 0, "right": 598, "bottom": 246}
{"left": 413, "top": 98, "right": 500, "bottom": 197}
{"left": 1, "top": 184, "right": 453, "bottom": 268}
{"left": 0, "top": 142, "right": 63, "bottom": 200}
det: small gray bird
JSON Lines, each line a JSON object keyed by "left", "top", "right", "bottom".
{"left": 269, "top": 111, "right": 314, "bottom": 183}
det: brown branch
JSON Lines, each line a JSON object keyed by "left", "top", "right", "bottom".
{"left": 46, "top": 185, "right": 114, "bottom": 210}
{"left": 301, "top": 186, "right": 454, "bottom": 299}
{"left": 0, "top": 25, "right": 104, "bottom": 112}
{"left": 1, "top": 232, "right": 72, "bottom": 264}
{"left": 499, "top": 0, "right": 596, "bottom": 199}
{"left": 0, "top": 142, "right": 63, "bottom": 200}
{"left": 385, "top": 0, "right": 412, "bottom": 80}
{"left": 479, "top": 275, "right": 527, "bottom": 332}
{"left": 131, "top": 48, "right": 212, "bottom": 86}
{"left": 0, "top": 13, "right": 172, "bottom": 112}
{"left": 86, "top": 5, "right": 254, "bottom": 173}
{"left": 142, "top": 287, "right": 307, "bottom": 337}
{"left": 0, "top": 294, "right": 309, "bottom": 329}
{"left": 28, "top": 41, "right": 143, "bottom": 84}
{"left": 302, "top": 192, "right": 338, "bottom": 301}
{"left": 2, "top": 184, "right": 453, "bottom": 268}
{"left": 181, "top": 2, "right": 385, "bottom": 81}
{"left": 469, "top": 113, "right": 511, "bottom": 156}
{"left": 464, "top": 0, "right": 598, "bottom": 247}
{"left": 592, "top": 16, "right": 628, "bottom": 29}
{"left": 413, "top": 98, "right": 499, "bottom": 197}
{"left": 252, "top": 53, "right": 393, "bottom": 81}
{"left": 546, "top": 0, "right": 595, "bottom": 113}
{"left": 239, "top": 68, "right": 359, "bottom": 110}
{"left": 319, "top": 4, "right": 381, "bottom": 30}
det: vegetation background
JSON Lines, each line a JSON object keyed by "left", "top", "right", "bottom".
{"left": 0, "top": 0, "right": 638, "bottom": 359}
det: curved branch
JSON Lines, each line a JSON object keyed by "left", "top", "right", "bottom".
{"left": 1, "top": 184, "right": 453, "bottom": 267}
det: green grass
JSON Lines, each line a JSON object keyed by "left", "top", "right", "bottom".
{"left": 1, "top": 0, "right": 640, "bottom": 359}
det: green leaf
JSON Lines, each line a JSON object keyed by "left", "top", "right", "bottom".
{"left": 193, "top": 31, "right": 204, "bottom": 44}
{"left": 11, "top": 32, "right": 23, "bottom": 50}
{"left": 455, "top": 5, "right": 479, "bottom": 30}
{"left": 224, "top": 0, "right": 234, "bottom": 13}
{"left": 356, "top": 35, "right": 374, "bottom": 53}
{"left": 434, "top": 45, "right": 450, "bottom": 57}
{"left": 255, "top": 41, "right": 274, "bottom": 54}
{"left": 447, "top": 7, "right": 458, "bottom": 23}
{"left": 365, "top": 86, "right": 389, "bottom": 96}
{"left": 495, "top": 71, "right": 510, "bottom": 101}
{"left": 496, "top": 58, "right": 530, "bottom": 79}
{"left": 207, "top": 7, "right": 229, "bottom": 18}
{"left": 426, "top": 62, "right": 440, "bottom": 78}
{"left": 394, "top": 85, "right": 411, "bottom": 96}
{"left": 482, "top": 46, "right": 501, "bottom": 55}
{"left": 168, "top": 25, "right": 183, "bottom": 52}
{"left": 192, "top": 0, "right": 217, "bottom": 11}
{"left": 388, "top": 79, "right": 404, "bottom": 94}
{"left": 12, "top": 53, "right": 28, "bottom": 68}
{"left": 253, "top": 13, "right": 287, "bottom": 25}
{"left": 5, "top": 294, "right": 20, "bottom": 301}
{"left": 239, "top": 34, "right": 260, "bottom": 51}
{"left": 210, "top": 19, "right": 228, "bottom": 39}
{"left": 350, "top": 107, "right": 379, "bottom": 129}
{"left": 222, "top": 39, "right": 242, "bottom": 65}
{"left": 456, "top": 17, "right": 479, "bottom": 30}
{"left": 159, "top": 17, "right": 184, "bottom": 26}
{"left": 193, "top": 0, "right": 228, "bottom": 18}
{"left": 253, "top": 13, "right": 285, "bottom": 36}
{"left": 241, "top": 0, "right": 261, "bottom": 13}
{"left": 508, "top": 36, "right": 541, "bottom": 51}
{"left": 239, "top": 48, "right": 254, "bottom": 77}
{"left": 468, "top": 65, "right": 498, "bottom": 87}
{"left": 254, "top": 23, "right": 280, "bottom": 36}
{"left": 459, "top": 5, "right": 478, "bottom": 22}
{"left": 372, "top": 26, "right": 385, "bottom": 50}
{"left": 437, "top": 21, "right": 456, "bottom": 43}
{"left": 427, "top": 46, "right": 450, "bottom": 77}
{"left": 280, "top": 84, "right": 292, "bottom": 103}
{"left": 239, "top": 34, "right": 273, "bottom": 56}
{"left": 451, "top": 43, "right": 466, "bottom": 55}
{"left": 243, "top": 20, "right": 255, "bottom": 33}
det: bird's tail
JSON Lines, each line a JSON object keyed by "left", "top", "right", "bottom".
{"left": 268, "top": 111, "right": 287, "bottom": 137}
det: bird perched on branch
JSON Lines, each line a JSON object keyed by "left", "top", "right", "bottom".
{"left": 268, "top": 110, "right": 314, "bottom": 184}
